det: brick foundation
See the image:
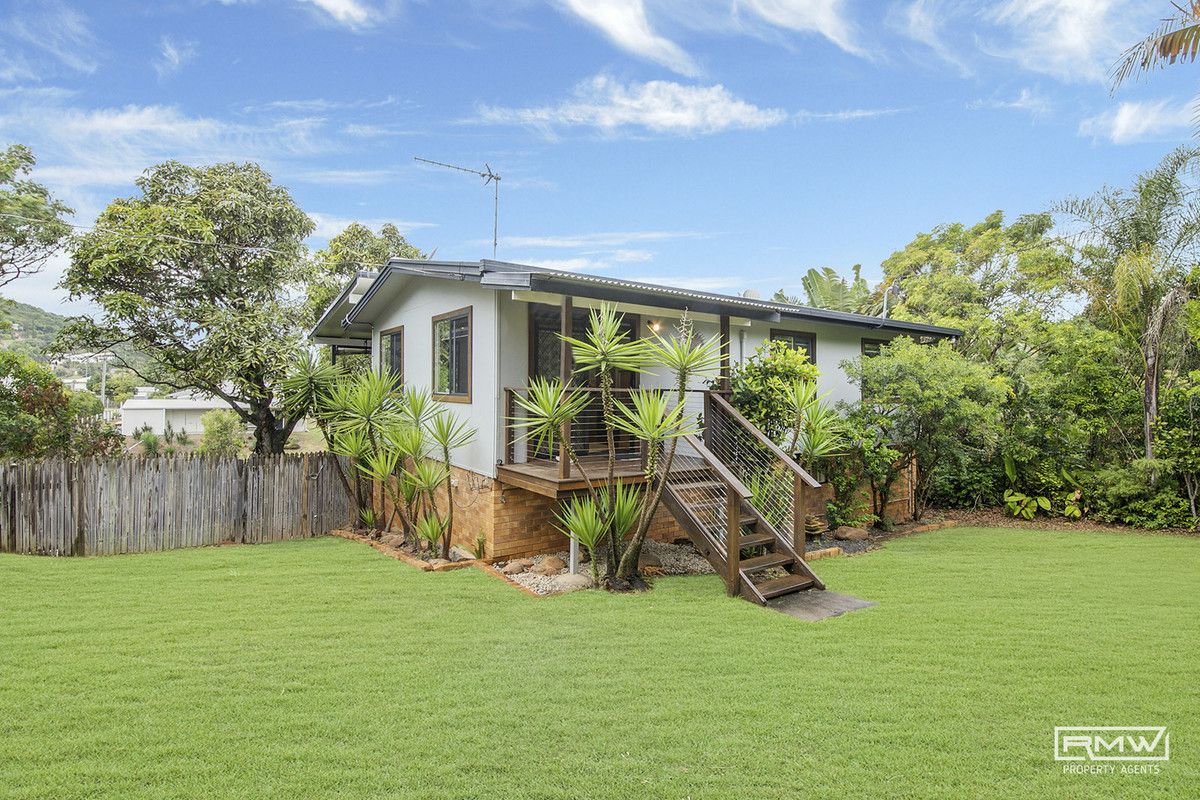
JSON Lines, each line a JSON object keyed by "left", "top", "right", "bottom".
{"left": 376, "top": 466, "right": 687, "bottom": 560}
{"left": 376, "top": 460, "right": 913, "bottom": 561}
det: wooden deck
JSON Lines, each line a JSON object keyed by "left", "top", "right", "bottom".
{"left": 496, "top": 455, "right": 707, "bottom": 497}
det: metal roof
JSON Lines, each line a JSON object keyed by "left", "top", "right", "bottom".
{"left": 319, "top": 258, "right": 962, "bottom": 339}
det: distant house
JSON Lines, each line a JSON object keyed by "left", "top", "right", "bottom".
{"left": 120, "top": 396, "right": 232, "bottom": 436}
{"left": 310, "top": 259, "right": 959, "bottom": 604}
{"left": 119, "top": 387, "right": 307, "bottom": 436}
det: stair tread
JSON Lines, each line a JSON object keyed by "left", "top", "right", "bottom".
{"left": 739, "top": 552, "right": 794, "bottom": 572}
{"left": 755, "top": 574, "right": 815, "bottom": 599}
{"left": 738, "top": 532, "right": 775, "bottom": 549}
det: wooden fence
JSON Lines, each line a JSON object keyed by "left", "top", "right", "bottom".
{"left": 0, "top": 453, "right": 352, "bottom": 556}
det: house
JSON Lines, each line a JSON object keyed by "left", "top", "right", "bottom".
{"left": 120, "top": 395, "right": 233, "bottom": 436}
{"left": 120, "top": 387, "right": 309, "bottom": 437}
{"left": 311, "top": 259, "right": 958, "bottom": 602}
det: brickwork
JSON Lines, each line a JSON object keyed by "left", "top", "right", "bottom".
{"left": 376, "top": 459, "right": 915, "bottom": 561}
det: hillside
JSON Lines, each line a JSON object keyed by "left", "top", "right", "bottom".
{"left": 0, "top": 298, "right": 69, "bottom": 361}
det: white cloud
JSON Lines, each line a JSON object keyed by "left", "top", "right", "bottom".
{"left": 559, "top": 0, "right": 699, "bottom": 76}
{"left": 555, "top": 0, "right": 865, "bottom": 75}
{"left": 900, "top": 0, "right": 971, "bottom": 76}
{"left": 985, "top": 0, "right": 1150, "bottom": 84}
{"left": 154, "top": 36, "right": 197, "bottom": 80}
{"left": 794, "top": 107, "right": 903, "bottom": 122}
{"left": 299, "top": 0, "right": 401, "bottom": 30}
{"left": 1079, "top": 99, "right": 1192, "bottom": 144}
{"left": 0, "top": 100, "right": 333, "bottom": 193}
{"left": 967, "top": 87, "right": 1051, "bottom": 116}
{"left": 478, "top": 74, "right": 787, "bottom": 135}
{"left": 736, "top": 0, "right": 863, "bottom": 58}
{"left": 4, "top": 1, "right": 100, "bottom": 77}
{"left": 308, "top": 212, "right": 436, "bottom": 240}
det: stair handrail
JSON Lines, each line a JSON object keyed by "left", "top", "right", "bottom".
{"left": 704, "top": 391, "right": 821, "bottom": 556}
{"left": 705, "top": 392, "right": 821, "bottom": 489}
{"left": 678, "top": 433, "right": 749, "bottom": 596}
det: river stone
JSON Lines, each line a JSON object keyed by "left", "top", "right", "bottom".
{"left": 448, "top": 545, "right": 475, "bottom": 562}
{"left": 550, "top": 573, "right": 593, "bottom": 593}
{"left": 500, "top": 561, "right": 528, "bottom": 575}
{"left": 534, "top": 555, "right": 567, "bottom": 575}
{"left": 833, "top": 526, "right": 870, "bottom": 542}
{"left": 638, "top": 549, "right": 662, "bottom": 569}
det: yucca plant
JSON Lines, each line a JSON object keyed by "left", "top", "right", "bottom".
{"left": 413, "top": 513, "right": 445, "bottom": 555}
{"left": 613, "top": 313, "right": 721, "bottom": 581}
{"left": 554, "top": 495, "right": 608, "bottom": 586}
{"left": 425, "top": 409, "right": 476, "bottom": 558}
{"left": 784, "top": 379, "right": 846, "bottom": 474}
{"left": 515, "top": 306, "right": 722, "bottom": 588}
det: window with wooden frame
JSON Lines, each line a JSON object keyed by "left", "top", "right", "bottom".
{"left": 432, "top": 306, "right": 472, "bottom": 402}
{"left": 381, "top": 325, "right": 403, "bottom": 383}
{"left": 770, "top": 328, "right": 817, "bottom": 364}
{"left": 861, "top": 338, "right": 889, "bottom": 358}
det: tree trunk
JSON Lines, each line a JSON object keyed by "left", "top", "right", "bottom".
{"left": 1144, "top": 344, "right": 1158, "bottom": 461}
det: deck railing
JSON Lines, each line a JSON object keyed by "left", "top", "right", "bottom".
{"left": 502, "top": 386, "right": 707, "bottom": 479}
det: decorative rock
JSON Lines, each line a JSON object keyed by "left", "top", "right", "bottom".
{"left": 500, "top": 561, "right": 528, "bottom": 575}
{"left": 833, "top": 526, "right": 870, "bottom": 542}
{"left": 550, "top": 573, "right": 593, "bottom": 593}
{"left": 638, "top": 550, "right": 662, "bottom": 569}
{"left": 448, "top": 545, "right": 475, "bottom": 562}
{"left": 534, "top": 555, "right": 567, "bottom": 575}
{"left": 428, "top": 558, "right": 452, "bottom": 568}
{"left": 515, "top": 558, "right": 535, "bottom": 568}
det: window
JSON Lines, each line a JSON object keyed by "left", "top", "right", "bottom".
{"left": 433, "top": 306, "right": 471, "bottom": 401}
{"left": 770, "top": 329, "right": 816, "bottom": 363}
{"left": 861, "top": 338, "right": 889, "bottom": 358}
{"left": 381, "top": 326, "right": 403, "bottom": 382}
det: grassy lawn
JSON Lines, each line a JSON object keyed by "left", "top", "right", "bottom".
{"left": 1, "top": 527, "right": 1197, "bottom": 799}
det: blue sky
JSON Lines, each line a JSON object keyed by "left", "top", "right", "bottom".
{"left": 2, "top": 0, "right": 1198, "bottom": 312}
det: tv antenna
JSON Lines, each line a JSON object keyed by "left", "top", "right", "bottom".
{"left": 414, "top": 156, "right": 501, "bottom": 259}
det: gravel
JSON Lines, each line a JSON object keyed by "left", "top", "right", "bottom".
{"left": 498, "top": 540, "right": 715, "bottom": 596}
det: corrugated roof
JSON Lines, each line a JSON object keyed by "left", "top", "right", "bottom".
{"left": 327, "top": 258, "right": 962, "bottom": 338}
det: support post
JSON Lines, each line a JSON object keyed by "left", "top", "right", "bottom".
{"left": 558, "top": 295, "right": 573, "bottom": 480}
{"left": 719, "top": 314, "right": 731, "bottom": 393}
{"left": 726, "top": 490, "right": 741, "bottom": 597}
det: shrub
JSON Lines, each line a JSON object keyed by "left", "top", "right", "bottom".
{"left": 724, "top": 339, "right": 819, "bottom": 443}
{"left": 1085, "top": 461, "right": 1192, "bottom": 529}
{"left": 197, "top": 409, "right": 244, "bottom": 457}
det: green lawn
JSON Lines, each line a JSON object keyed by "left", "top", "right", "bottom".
{"left": 1, "top": 528, "right": 1197, "bottom": 799}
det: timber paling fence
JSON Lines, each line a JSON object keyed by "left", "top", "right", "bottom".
{"left": 0, "top": 453, "right": 352, "bottom": 557}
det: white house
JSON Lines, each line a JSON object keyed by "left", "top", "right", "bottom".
{"left": 309, "top": 259, "right": 958, "bottom": 602}
{"left": 120, "top": 386, "right": 309, "bottom": 437}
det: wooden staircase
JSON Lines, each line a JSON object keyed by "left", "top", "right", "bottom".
{"left": 662, "top": 432, "right": 823, "bottom": 605}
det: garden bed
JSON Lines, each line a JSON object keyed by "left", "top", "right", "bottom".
{"left": 491, "top": 539, "right": 715, "bottom": 596}
{"left": 329, "top": 529, "right": 488, "bottom": 572}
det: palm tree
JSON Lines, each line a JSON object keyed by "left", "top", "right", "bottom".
{"left": 1057, "top": 146, "right": 1200, "bottom": 459}
{"left": 1112, "top": 2, "right": 1200, "bottom": 91}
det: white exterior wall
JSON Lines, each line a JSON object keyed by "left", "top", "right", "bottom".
{"left": 634, "top": 313, "right": 897, "bottom": 407}
{"left": 371, "top": 279, "right": 504, "bottom": 476}
{"left": 120, "top": 406, "right": 167, "bottom": 436}
{"left": 364, "top": 278, "right": 905, "bottom": 476}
